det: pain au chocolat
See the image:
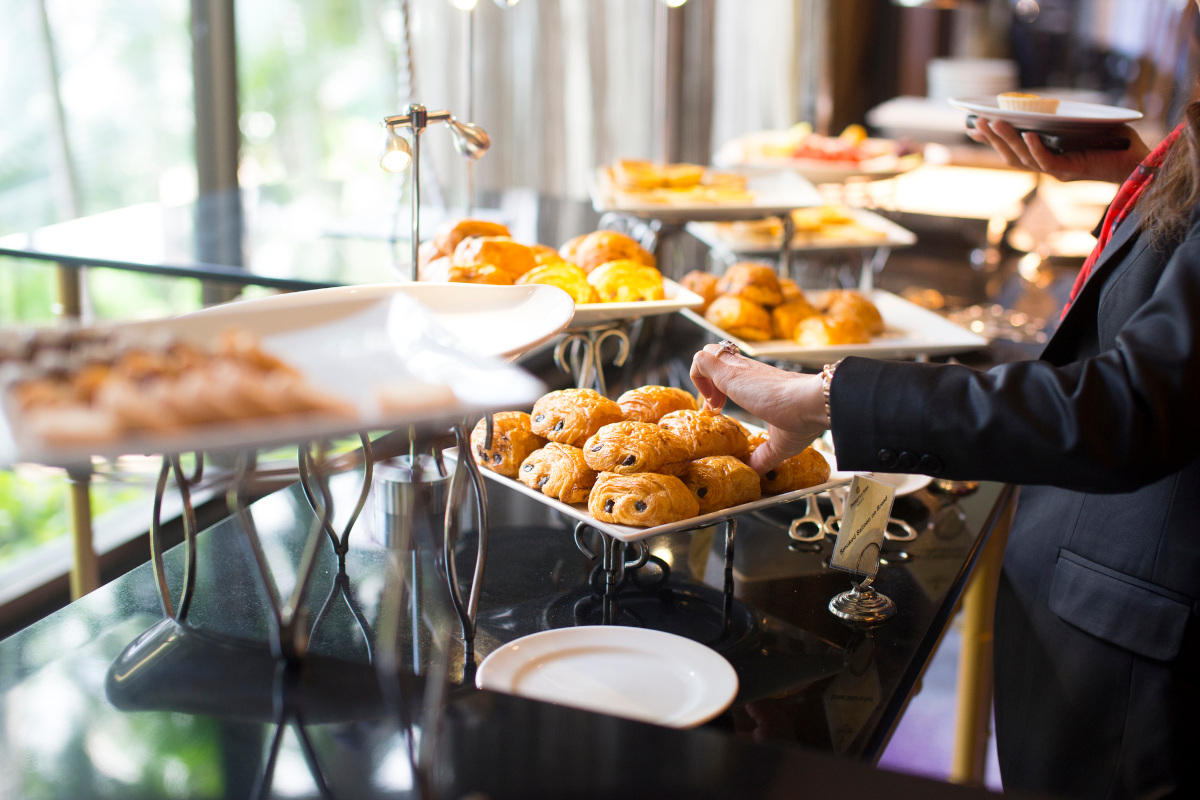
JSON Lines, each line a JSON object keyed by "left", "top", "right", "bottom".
{"left": 581, "top": 421, "right": 690, "bottom": 474}
{"left": 530, "top": 388, "right": 625, "bottom": 448}
{"left": 679, "top": 455, "right": 762, "bottom": 514}
{"left": 658, "top": 409, "right": 751, "bottom": 461}
{"left": 470, "top": 411, "right": 547, "bottom": 478}
{"left": 616, "top": 385, "right": 698, "bottom": 424}
{"left": 587, "top": 472, "right": 699, "bottom": 527}
{"left": 517, "top": 442, "right": 597, "bottom": 504}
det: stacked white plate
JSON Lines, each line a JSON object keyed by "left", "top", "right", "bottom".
{"left": 927, "top": 58, "right": 1017, "bottom": 103}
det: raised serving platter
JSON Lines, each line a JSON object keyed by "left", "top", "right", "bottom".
{"left": 569, "top": 277, "right": 705, "bottom": 327}
{"left": 588, "top": 168, "right": 825, "bottom": 223}
{"left": 456, "top": 435, "right": 850, "bottom": 544}
{"left": 0, "top": 284, "right": 564, "bottom": 467}
{"left": 686, "top": 206, "right": 916, "bottom": 256}
{"left": 681, "top": 289, "right": 987, "bottom": 365}
{"left": 713, "top": 132, "right": 924, "bottom": 184}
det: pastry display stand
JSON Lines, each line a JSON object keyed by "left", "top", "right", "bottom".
{"left": 570, "top": 515, "right": 739, "bottom": 641}
{"left": 553, "top": 321, "right": 632, "bottom": 395}
{"left": 130, "top": 421, "right": 493, "bottom": 800}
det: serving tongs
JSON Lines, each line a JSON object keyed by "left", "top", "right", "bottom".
{"left": 786, "top": 484, "right": 919, "bottom": 543}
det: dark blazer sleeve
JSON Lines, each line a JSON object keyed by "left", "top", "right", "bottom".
{"left": 829, "top": 218, "right": 1200, "bottom": 493}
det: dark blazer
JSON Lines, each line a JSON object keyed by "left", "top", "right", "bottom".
{"left": 830, "top": 203, "right": 1200, "bottom": 800}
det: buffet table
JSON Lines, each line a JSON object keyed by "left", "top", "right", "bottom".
{"left": 0, "top": 306, "right": 1020, "bottom": 799}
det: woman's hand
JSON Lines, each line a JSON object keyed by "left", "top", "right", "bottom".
{"left": 690, "top": 343, "right": 828, "bottom": 474}
{"left": 967, "top": 117, "right": 1149, "bottom": 184}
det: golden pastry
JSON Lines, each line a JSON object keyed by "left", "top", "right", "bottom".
{"left": 658, "top": 409, "right": 750, "bottom": 460}
{"left": 703, "top": 295, "right": 771, "bottom": 342}
{"left": 446, "top": 262, "right": 515, "bottom": 285}
{"left": 679, "top": 455, "right": 762, "bottom": 514}
{"left": 795, "top": 314, "right": 871, "bottom": 347}
{"left": 616, "top": 385, "right": 698, "bottom": 424}
{"left": 747, "top": 431, "right": 833, "bottom": 494}
{"left": 516, "top": 262, "right": 600, "bottom": 304}
{"left": 529, "top": 243, "right": 568, "bottom": 266}
{"left": 470, "top": 411, "right": 547, "bottom": 478}
{"left": 680, "top": 270, "right": 719, "bottom": 313}
{"left": 779, "top": 277, "right": 806, "bottom": 304}
{"left": 418, "top": 239, "right": 445, "bottom": 270}
{"left": 587, "top": 260, "right": 665, "bottom": 303}
{"left": 716, "top": 262, "right": 784, "bottom": 307}
{"left": 588, "top": 472, "right": 699, "bottom": 527}
{"left": 771, "top": 298, "right": 820, "bottom": 340}
{"left": 581, "top": 421, "right": 690, "bottom": 474}
{"left": 612, "top": 159, "right": 665, "bottom": 191}
{"left": 564, "top": 230, "right": 656, "bottom": 274}
{"left": 452, "top": 236, "right": 537, "bottom": 279}
{"left": 530, "top": 388, "right": 626, "bottom": 447}
{"left": 517, "top": 442, "right": 597, "bottom": 504}
{"left": 818, "top": 289, "right": 885, "bottom": 335}
{"left": 433, "top": 219, "right": 512, "bottom": 255}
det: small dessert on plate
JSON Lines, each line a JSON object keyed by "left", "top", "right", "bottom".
{"left": 996, "top": 92, "right": 1060, "bottom": 114}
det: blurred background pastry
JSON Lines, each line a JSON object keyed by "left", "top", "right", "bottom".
{"left": 587, "top": 260, "right": 665, "bottom": 303}
{"left": 715, "top": 262, "right": 783, "bottom": 307}
{"left": 562, "top": 230, "right": 656, "bottom": 274}
{"left": 703, "top": 295, "right": 771, "bottom": 342}
{"left": 516, "top": 261, "right": 600, "bottom": 304}
{"left": 794, "top": 314, "right": 870, "bottom": 347}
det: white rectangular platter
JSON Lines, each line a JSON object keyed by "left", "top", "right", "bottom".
{"left": 685, "top": 207, "right": 917, "bottom": 256}
{"left": 0, "top": 284, "right": 562, "bottom": 468}
{"left": 570, "top": 277, "right": 705, "bottom": 327}
{"left": 681, "top": 289, "right": 987, "bottom": 365}
{"left": 588, "top": 168, "right": 826, "bottom": 223}
{"left": 457, "top": 444, "right": 850, "bottom": 544}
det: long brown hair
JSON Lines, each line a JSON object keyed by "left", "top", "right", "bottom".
{"left": 1141, "top": 101, "right": 1200, "bottom": 249}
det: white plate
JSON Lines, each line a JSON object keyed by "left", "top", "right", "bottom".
{"left": 681, "top": 289, "right": 987, "bottom": 366}
{"left": 186, "top": 282, "right": 575, "bottom": 362}
{"left": 868, "top": 472, "right": 933, "bottom": 496}
{"left": 685, "top": 207, "right": 917, "bottom": 256}
{"left": 475, "top": 625, "right": 739, "bottom": 728}
{"left": 1, "top": 285, "right": 559, "bottom": 467}
{"left": 713, "top": 132, "right": 924, "bottom": 184}
{"left": 456, "top": 436, "right": 848, "bottom": 544}
{"left": 589, "top": 168, "right": 825, "bottom": 223}
{"left": 948, "top": 96, "right": 1142, "bottom": 133}
{"left": 569, "top": 277, "right": 705, "bottom": 327}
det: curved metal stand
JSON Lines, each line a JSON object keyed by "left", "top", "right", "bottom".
{"left": 252, "top": 659, "right": 335, "bottom": 800}
{"left": 149, "top": 454, "right": 202, "bottom": 623}
{"left": 443, "top": 422, "right": 489, "bottom": 667}
{"left": 299, "top": 433, "right": 374, "bottom": 573}
{"left": 553, "top": 322, "right": 631, "bottom": 395}
{"left": 229, "top": 446, "right": 337, "bottom": 661}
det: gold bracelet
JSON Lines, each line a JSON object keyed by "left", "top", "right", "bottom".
{"left": 820, "top": 360, "right": 841, "bottom": 427}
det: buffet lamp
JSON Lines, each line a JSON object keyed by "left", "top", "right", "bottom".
{"left": 380, "top": 104, "right": 491, "bottom": 281}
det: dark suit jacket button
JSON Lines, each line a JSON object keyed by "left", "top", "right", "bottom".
{"left": 897, "top": 450, "right": 919, "bottom": 471}
{"left": 917, "top": 454, "right": 943, "bottom": 474}
{"left": 877, "top": 449, "right": 898, "bottom": 469}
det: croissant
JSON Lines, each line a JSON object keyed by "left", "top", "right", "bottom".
{"left": 588, "top": 472, "right": 699, "bottom": 527}
{"left": 582, "top": 421, "right": 690, "bottom": 474}
{"left": 716, "top": 262, "right": 784, "bottom": 307}
{"left": 679, "top": 455, "right": 762, "bottom": 514}
{"left": 616, "top": 385, "right": 698, "bottom": 424}
{"left": 516, "top": 261, "right": 600, "bottom": 304}
{"left": 517, "top": 443, "right": 597, "bottom": 504}
{"left": 470, "top": 411, "right": 547, "bottom": 478}
{"left": 530, "top": 388, "right": 626, "bottom": 447}
{"left": 658, "top": 409, "right": 750, "bottom": 460}
{"left": 587, "top": 260, "right": 665, "bottom": 303}
{"left": 704, "top": 295, "right": 771, "bottom": 342}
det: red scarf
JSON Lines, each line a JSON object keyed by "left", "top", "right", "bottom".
{"left": 1063, "top": 123, "right": 1185, "bottom": 318}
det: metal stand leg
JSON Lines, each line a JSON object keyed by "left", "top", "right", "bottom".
{"left": 554, "top": 323, "right": 631, "bottom": 395}
{"left": 150, "top": 455, "right": 199, "bottom": 621}
{"left": 66, "top": 465, "right": 99, "bottom": 599}
{"left": 443, "top": 423, "right": 489, "bottom": 667}
{"left": 950, "top": 490, "right": 1016, "bottom": 786}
